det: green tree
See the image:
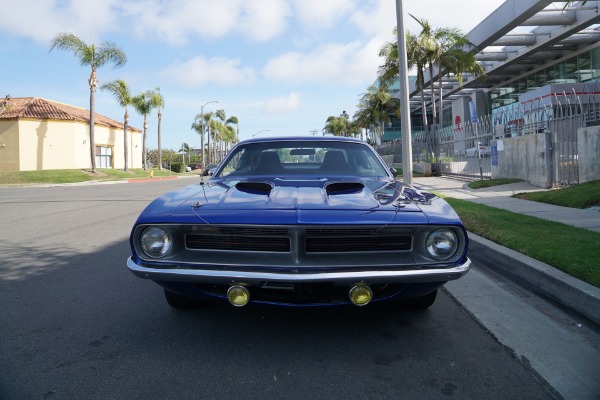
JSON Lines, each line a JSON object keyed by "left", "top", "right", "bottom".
{"left": 356, "top": 85, "right": 400, "bottom": 143}
{"left": 150, "top": 88, "right": 165, "bottom": 169}
{"left": 203, "top": 112, "right": 216, "bottom": 164}
{"left": 215, "top": 109, "right": 239, "bottom": 159}
{"left": 132, "top": 90, "right": 157, "bottom": 170}
{"left": 100, "top": 80, "right": 132, "bottom": 172}
{"left": 191, "top": 118, "right": 205, "bottom": 164}
{"left": 228, "top": 116, "right": 240, "bottom": 143}
{"left": 323, "top": 115, "right": 346, "bottom": 137}
{"left": 50, "top": 32, "right": 127, "bottom": 173}
{"left": 222, "top": 124, "right": 236, "bottom": 155}
{"left": 179, "top": 142, "right": 192, "bottom": 165}
{"left": 410, "top": 15, "right": 485, "bottom": 129}
{"left": 209, "top": 118, "right": 223, "bottom": 163}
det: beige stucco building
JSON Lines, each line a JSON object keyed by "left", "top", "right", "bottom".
{"left": 0, "top": 97, "right": 142, "bottom": 172}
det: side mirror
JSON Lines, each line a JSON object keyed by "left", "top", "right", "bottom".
{"left": 390, "top": 167, "right": 398, "bottom": 177}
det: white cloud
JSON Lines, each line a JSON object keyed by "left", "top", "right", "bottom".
{"left": 291, "top": 0, "right": 357, "bottom": 28}
{"left": 350, "top": 0, "right": 396, "bottom": 39}
{"left": 262, "top": 92, "right": 301, "bottom": 113}
{"left": 161, "top": 56, "right": 256, "bottom": 87}
{"left": 352, "top": 0, "right": 506, "bottom": 40}
{"left": 238, "top": 0, "right": 292, "bottom": 41}
{"left": 117, "top": 1, "right": 241, "bottom": 45}
{"left": 118, "top": 0, "right": 291, "bottom": 45}
{"left": 0, "top": 0, "right": 119, "bottom": 43}
{"left": 263, "top": 40, "right": 380, "bottom": 85}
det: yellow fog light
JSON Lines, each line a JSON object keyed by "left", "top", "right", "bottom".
{"left": 349, "top": 284, "right": 373, "bottom": 306}
{"left": 227, "top": 285, "right": 250, "bottom": 307}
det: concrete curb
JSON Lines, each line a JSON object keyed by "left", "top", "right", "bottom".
{"left": 127, "top": 176, "right": 179, "bottom": 183}
{"left": 467, "top": 233, "right": 600, "bottom": 327}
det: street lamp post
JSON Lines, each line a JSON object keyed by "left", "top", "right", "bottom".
{"left": 396, "top": 0, "right": 413, "bottom": 185}
{"left": 200, "top": 100, "right": 218, "bottom": 168}
{"left": 252, "top": 129, "right": 271, "bottom": 138}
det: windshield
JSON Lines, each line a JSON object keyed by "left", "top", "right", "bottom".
{"left": 214, "top": 140, "right": 390, "bottom": 178}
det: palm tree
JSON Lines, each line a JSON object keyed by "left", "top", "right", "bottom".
{"left": 380, "top": 30, "right": 429, "bottom": 136}
{"left": 323, "top": 115, "right": 346, "bottom": 136}
{"left": 215, "top": 109, "right": 239, "bottom": 158}
{"left": 410, "top": 15, "right": 485, "bottom": 129}
{"left": 191, "top": 117, "right": 204, "bottom": 164}
{"left": 356, "top": 85, "right": 400, "bottom": 143}
{"left": 131, "top": 90, "right": 156, "bottom": 170}
{"left": 216, "top": 109, "right": 239, "bottom": 145}
{"left": 353, "top": 107, "right": 375, "bottom": 142}
{"left": 50, "top": 32, "right": 126, "bottom": 173}
{"left": 203, "top": 112, "right": 216, "bottom": 163}
{"left": 222, "top": 125, "right": 236, "bottom": 154}
{"left": 209, "top": 119, "right": 223, "bottom": 163}
{"left": 149, "top": 88, "right": 165, "bottom": 169}
{"left": 100, "top": 80, "right": 132, "bottom": 172}
{"left": 228, "top": 116, "right": 240, "bottom": 142}
{"left": 179, "top": 142, "right": 191, "bottom": 165}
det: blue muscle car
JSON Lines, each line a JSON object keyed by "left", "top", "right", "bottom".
{"left": 127, "top": 137, "right": 470, "bottom": 309}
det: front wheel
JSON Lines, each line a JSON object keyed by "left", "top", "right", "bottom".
{"left": 164, "top": 289, "right": 208, "bottom": 309}
{"left": 403, "top": 289, "right": 437, "bottom": 309}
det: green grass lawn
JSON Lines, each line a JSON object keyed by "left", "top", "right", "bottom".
{"left": 467, "top": 178, "right": 524, "bottom": 189}
{"left": 0, "top": 168, "right": 188, "bottom": 185}
{"left": 513, "top": 179, "right": 600, "bottom": 209}
{"left": 446, "top": 197, "right": 600, "bottom": 288}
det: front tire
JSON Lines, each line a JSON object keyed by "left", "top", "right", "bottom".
{"left": 403, "top": 289, "right": 437, "bottom": 309}
{"left": 164, "top": 289, "right": 207, "bottom": 309}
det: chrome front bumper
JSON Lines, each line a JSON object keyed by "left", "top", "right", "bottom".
{"left": 127, "top": 257, "right": 471, "bottom": 285}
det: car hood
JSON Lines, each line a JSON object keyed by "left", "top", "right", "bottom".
{"left": 136, "top": 178, "right": 462, "bottom": 226}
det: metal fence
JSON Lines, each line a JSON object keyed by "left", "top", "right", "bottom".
{"left": 377, "top": 87, "right": 600, "bottom": 186}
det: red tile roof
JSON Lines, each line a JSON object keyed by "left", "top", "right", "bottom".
{"left": 0, "top": 97, "right": 141, "bottom": 131}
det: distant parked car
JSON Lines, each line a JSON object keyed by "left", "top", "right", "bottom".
{"left": 202, "top": 163, "right": 218, "bottom": 176}
{"left": 127, "top": 136, "right": 471, "bottom": 309}
{"left": 466, "top": 142, "right": 490, "bottom": 157}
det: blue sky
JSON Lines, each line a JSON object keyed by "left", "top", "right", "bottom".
{"left": 0, "top": 0, "right": 504, "bottom": 151}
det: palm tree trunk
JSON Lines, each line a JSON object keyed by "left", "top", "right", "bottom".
{"left": 89, "top": 67, "right": 98, "bottom": 173}
{"left": 157, "top": 109, "right": 162, "bottom": 170}
{"left": 418, "top": 75, "right": 431, "bottom": 163}
{"left": 142, "top": 115, "right": 148, "bottom": 170}
{"left": 124, "top": 108, "right": 129, "bottom": 172}
{"left": 207, "top": 129, "right": 211, "bottom": 164}
{"left": 428, "top": 64, "right": 437, "bottom": 126}
{"left": 437, "top": 61, "right": 444, "bottom": 137}
{"left": 429, "top": 63, "right": 438, "bottom": 163}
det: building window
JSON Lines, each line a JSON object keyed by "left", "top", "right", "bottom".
{"left": 95, "top": 146, "right": 113, "bottom": 168}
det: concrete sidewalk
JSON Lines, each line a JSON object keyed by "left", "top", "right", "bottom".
{"left": 412, "top": 176, "right": 600, "bottom": 327}
{"left": 413, "top": 177, "right": 600, "bottom": 233}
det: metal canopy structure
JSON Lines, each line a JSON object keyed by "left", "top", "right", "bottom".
{"left": 408, "top": 0, "right": 600, "bottom": 111}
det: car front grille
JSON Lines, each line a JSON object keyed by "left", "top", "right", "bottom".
{"left": 305, "top": 235, "right": 411, "bottom": 252}
{"left": 187, "top": 234, "right": 291, "bottom": 252}
{"left": 185, "top": 225, "right": 412, "bottom": 253}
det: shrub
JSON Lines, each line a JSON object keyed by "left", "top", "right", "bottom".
{"left": 171, "top": 162, "right": 185, "bottom": 173}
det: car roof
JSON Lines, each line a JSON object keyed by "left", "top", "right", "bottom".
{"left": 240, "top": 136, "right": 365, "bottom": 145}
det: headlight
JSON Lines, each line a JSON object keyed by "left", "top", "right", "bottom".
{"left": 140, "top": 227, "right": 173, "bottom": 258}
{"left": 426, "top": 228, "right": 459, "bottom": 260}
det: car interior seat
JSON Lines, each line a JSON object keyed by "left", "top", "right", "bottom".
{"left": 253, "top": 151, "right": 283, "bottom": 174}
{"left": 320, "top": 150, "right": 350, "bottom": 173}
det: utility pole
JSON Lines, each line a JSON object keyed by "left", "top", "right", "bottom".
{"left": 396, "top": 0, "right": 413, "bottom": 185}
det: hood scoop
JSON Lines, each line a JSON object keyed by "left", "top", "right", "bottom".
{"left": 235, "top": 181, "right": 274, "bottom": 195}
{"left": 325, "top": 182, "right": 364, "bottom": 196}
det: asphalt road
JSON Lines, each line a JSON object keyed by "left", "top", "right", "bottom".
{"left": 1, "top": 179, "right": 559, "bottom": 399}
